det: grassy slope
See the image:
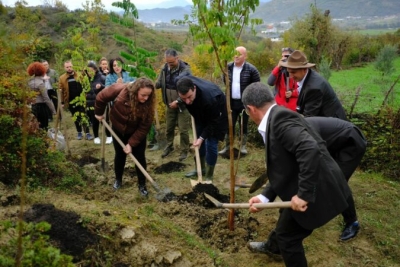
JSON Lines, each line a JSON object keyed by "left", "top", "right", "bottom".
{"left": 330, "top": 57, "right": 400, "bottom": 114}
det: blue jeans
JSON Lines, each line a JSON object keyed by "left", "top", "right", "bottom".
{"left": 196, "top": 124, "right": 218, "bottom": 166}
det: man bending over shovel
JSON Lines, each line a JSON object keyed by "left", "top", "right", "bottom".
{"left": 176, "top": 76, "right": 228, "bottom": 181}
{"left": 242, "top": 82, "right": 354, "bottom": 267}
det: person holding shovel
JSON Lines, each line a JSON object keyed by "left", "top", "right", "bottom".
{"left": 94, "top": 78, "right": 156, "bottom": 196}
{"left": 176, "top": 76, "right": 228, "bottom": 181}
{"left": 242, "top": 82, "right": 353, "bottom": 267}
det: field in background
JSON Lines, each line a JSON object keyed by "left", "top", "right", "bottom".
{"left": 330, "top": 57, "right": 400, "bottom": 114}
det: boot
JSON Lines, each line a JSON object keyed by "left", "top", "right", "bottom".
{"left": 185, "top": 156, "right": 206, "bottom": 178}
{"left": 240, "top": 134, "right": 248, "bottom": 154}
{"left": 218, "top": 134, "right": 230, "bottom": 154}
{"left": 204, "top": 164, "right": 215, "bottom": 181}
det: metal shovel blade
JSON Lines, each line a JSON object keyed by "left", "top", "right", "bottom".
{"left": 249, "top": 172, "right": 269, "bottom": 194}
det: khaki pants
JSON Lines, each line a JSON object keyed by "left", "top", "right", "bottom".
{"left": 165, "top": 107, "right": 190, "bottom": 153}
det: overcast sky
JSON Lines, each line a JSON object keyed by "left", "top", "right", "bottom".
{"left": 2, "top": 0, "right": 192, "bottom": 11}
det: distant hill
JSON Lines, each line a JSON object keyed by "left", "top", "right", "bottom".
{"left": 138, "top": 6, "right": 191, "bottom": 23}
{"left": 137, "top": 0, "right": 272, "bottom": 23}
{"left": 252, "top": 0, "right": 400, "bottom": 23}
{"left": 136, "top": 0, "right": 399, "bottom": 24}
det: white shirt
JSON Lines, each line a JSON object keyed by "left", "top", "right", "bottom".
{"left": 231, "top": 64, "right": 243, "bottom": 99}
{"left": 256, "top": 104, "right": 277, "bottom": 203}
{"left": 296, "top": 69, "right": 308, "bottom": 94}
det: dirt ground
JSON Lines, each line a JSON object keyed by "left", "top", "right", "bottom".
{"left": 0, "top": 114, "right": 398, "bottom": 267}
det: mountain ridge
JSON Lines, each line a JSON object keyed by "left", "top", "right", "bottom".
{"left": 136, "top": 0, "right": 400, "bottom": 24}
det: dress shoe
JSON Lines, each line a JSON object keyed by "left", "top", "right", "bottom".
{"left": 139, "top": 185, "right": 148, "bottom": 197}
{"left": 247, "top": 241, "right": 283, "bottom": 261}
{"left": 162, "top": 146, "right": 174, "bottom": 158}
{"left": 340, "top": 221, "right": 360, "bottom": 241}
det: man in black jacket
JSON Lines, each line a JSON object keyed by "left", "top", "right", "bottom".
{"left": 242, "top": 82, "right": 352, "bottom": 267}
{"left": 155, "top": 49, "right": 192, "bottom": 161}
{"left": 280, "top": 50, "right": 347, "bottom": 120}
{"left": 177, "top": 76, "right": 228, "bottom": 181}
{"left": 219, "top": 46, "right": 260, "bottom": 155}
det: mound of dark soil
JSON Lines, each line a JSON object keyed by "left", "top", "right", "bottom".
{"left": 23, "top": 203, "right": 99, "bottom": 260}
{"left": 153, "top": 161, "right": 186, "bottom": 174}
{"left": 219, "top": 148, "right": 247, "bottom": 159}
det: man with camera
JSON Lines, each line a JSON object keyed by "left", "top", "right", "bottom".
{"left": 267, "top": 47, "right": 298, "bottom": 111}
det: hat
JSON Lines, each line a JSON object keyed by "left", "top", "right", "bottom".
{"left": 279, "top": 50, "right": 315, "bottom": 69}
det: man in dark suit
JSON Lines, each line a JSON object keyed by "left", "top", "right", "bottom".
{"left": 280, "top": 50, "right": 347, "bottom": 120}
{"left": 242, "top": 82, "right": 353, "bottom": 267}
{"left": 177, "top": 76, "right": 228, "bottom": 181}
{"left": 306, "top": 117, "right": 367, "bottom": 241}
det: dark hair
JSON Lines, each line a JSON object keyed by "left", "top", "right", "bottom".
{"left": 87, "top": 60, "right": 98, "bottom": 71}
{"left": 165, "top": 48, "right": 178, "bottom": 58}
{"left": 282, "top": 47, "right": 294, "bottom": 53}
{"left": 176, "top": 77, "right": 194, "bottom": 95}
{"left": 27, "top": 62, "right": 46, "bottom": 76}
{"left": 242, "top": 82, "right": 275, "bottom": 108}
{"left": 109, "top": 57, "right": 125, "bottom": 74}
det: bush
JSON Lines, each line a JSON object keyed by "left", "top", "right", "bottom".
{"left": 356, "top": 108, "right": 400, "bottom": 180}
{"left": 0, "top": 114, "right": 86, "bottom": 189}
{"left": 0, "top": 221, "right": 74, "bottom": 266}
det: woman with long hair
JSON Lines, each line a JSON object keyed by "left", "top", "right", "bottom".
{"left": 105, "top": 57, "right": 135, "bottom": 86}
{"left": 27, "top": 62, "right": 56, "bottom": 130}
{"left": 94, "top": 78, "right": 155, "bottom": 196}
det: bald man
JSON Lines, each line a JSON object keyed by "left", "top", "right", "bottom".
{"left": 219, "top": 46, "right": 260, "bottom": 155}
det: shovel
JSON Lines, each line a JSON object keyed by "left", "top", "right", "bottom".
{"left": 102, "top": 120, "right": 171, "bottom": 200}
{"left": 99, "top": 111, "right": 109, "bottom": 173}
{"left": 204, "top": 193, "right": 291, "bottom": 209}
{"left": 190, "top": 116, "right": 207, "bottom": 187}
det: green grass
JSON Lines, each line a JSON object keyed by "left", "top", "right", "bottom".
{"left": 350, "top": 28, "right": 399, "bottom": 35}
{"left": 330, "top": 57, "right": 400, "bottom": 114}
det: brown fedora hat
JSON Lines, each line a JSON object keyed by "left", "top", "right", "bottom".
{"left": 280, "top": 50, "right": 315, "bottom": 69}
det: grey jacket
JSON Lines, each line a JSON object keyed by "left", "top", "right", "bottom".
{"left": 155, "top": 60, "right": 191, "bottom": 108}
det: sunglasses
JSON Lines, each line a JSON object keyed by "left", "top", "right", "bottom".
{"left": 282, "top": 47, "right": 292, "bottom": 52}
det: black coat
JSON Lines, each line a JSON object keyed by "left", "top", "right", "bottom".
{"left": 297, "top": 69, "right": 347, "bottom": 120}
{"left": 305, "top": 117, "right": 367, "bottom": 180}
{"left": 182, "top": 76, "right": 228, "bottom": 141}
{"left": 86, "top": 71, "right": 105, "bottom": 107}
{"left": 261, "top": 105, "right": 351, "bottom": 230}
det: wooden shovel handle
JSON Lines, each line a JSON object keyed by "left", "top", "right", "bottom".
{"left": 102, "top": 120, "right": 157, "bottom": 185}
{"left": 220, "top": 202, "right": 291, "bottom": 209}
{"left": 191, "top": 116, "right": 202, "bottom": 182}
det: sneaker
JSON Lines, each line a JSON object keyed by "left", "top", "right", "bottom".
{"left": 94, "top": 137, "right": 101, "bottom": 144}
{"left": 113, "top": 180, "right": 122, "bottom": 190}
{"left": 340, "top": 221, "right": 360, "bottom": 241}
{"left": 139, "top": 185, "right": 148, "bottom": 197}
{"left": 106, "top": 137, "right": 113, "bottom": 144}
{"left": 77, "top": 132, "right": 83, "bottom": 140}
{"left": 179, "top": 152, "right": 188, "bottom": 161}
{"left": 86, "top": 133, "right": 94, "bottom": 140}
{"left": 162, "top": 146, "right": 174, "bottom": 158}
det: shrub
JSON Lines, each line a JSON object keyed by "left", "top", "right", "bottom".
{"left": 0, "top": 114, "right": 86, "bottom": 189}
{"left": 0, "top": 221, "right": 74, "bottom": 266}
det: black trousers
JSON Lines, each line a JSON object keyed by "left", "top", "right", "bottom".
{"left": 32, "top": 103, "right": 50, "bottom": 130}
{"left": 230, "top": 99, "right": 249, "bottom": 136}
{"left": 112, "top": 126, "right": 147, "bottom": 187}
{"left": 68, "top": 105, "right": 89, "bottom": 134}
{"left": 268, "top": 209, "right": 313, "bottom": 267}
